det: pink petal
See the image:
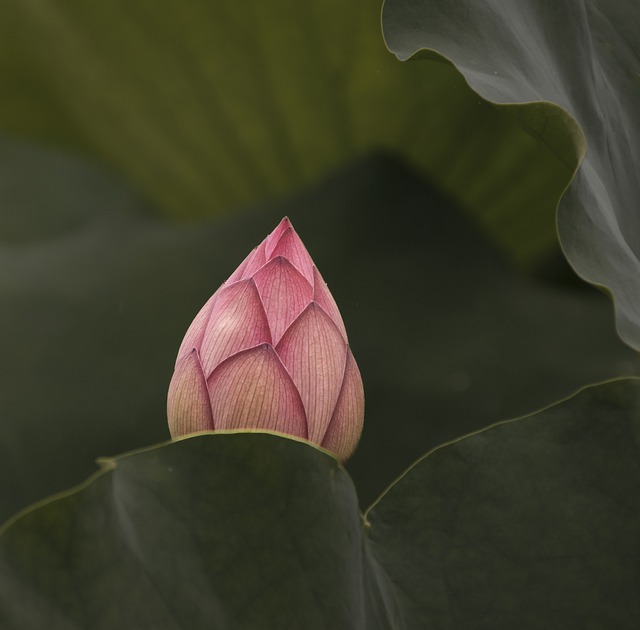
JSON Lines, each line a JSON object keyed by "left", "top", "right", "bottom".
{"left": 253, "top": 256, "right": 314, "bottom": 345}
{"left": 167, "top": 350, "right": 214, "bottom": 437}
{"left": 275, "top": 302, "right": 347, "bottom": 444}
{"left": 268, "top": 226, "right": 315, "bottom": 284}
{"left": 207, "top": 344, "right": 308, "bottom": 438}
{"left": 227, "top": 246, "right": 258, "bottom": 284}
{"left": 240, "top": 240, "right": 268, "bottom": 279}
{"left": 199, "top": 279, "right": 272, "bottom": 376}
{"left": 265, "top": 217, "right": 293, "bottom": 258}
{"left": 312, "top": 267, "right": 348, "bottom": 342}
{"left": 321, "top": 348, "right": 364, "bottom": 462}
{"left": 176, "top": 287, "right": 221, "bottom": 365}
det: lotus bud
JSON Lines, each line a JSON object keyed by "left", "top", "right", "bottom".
{"left": 167, "top": 217, "right": 364, "bottom": 461}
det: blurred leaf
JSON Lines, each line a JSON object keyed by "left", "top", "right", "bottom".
{"left": 0, "top": 0, "right": 578, "bottom": 266}
{"left": 1, "top": 138, "right": 638, "bottom": 522}
{"left": 382, "top": 0, "right": 640, "bottom": 348}
{"left": 2, "top": 379, "right": 640, "bottom": 628}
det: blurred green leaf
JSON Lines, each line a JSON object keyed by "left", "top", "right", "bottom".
{"left": 1, "top": 138, "right": 638, "bottom": 522}
{"left": 0, "top": 0, "right": 579, "bottom": 266}
{"left": 383, "top": 0, "right": 640, "bottom": 349}
{"left": 3, "top": 380, "right": 640, "bottom": 628}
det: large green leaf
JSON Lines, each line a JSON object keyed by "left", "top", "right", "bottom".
{"left": 0, "top": 0, "right": 579, "bottom": 266}
{"left": 2, "top": 379, "right": 640, "bottom": 628}
{"left": 382, "top": 0, "right": 640, "bottom": 349}
{"left": 0, "top": 433, "right": 394, "bottom": 630}
{"left": 2, "top": 137, "right": 638, "bottom": 523}
{"left": 366, "top": 378, "right": 640, "bottom": 628}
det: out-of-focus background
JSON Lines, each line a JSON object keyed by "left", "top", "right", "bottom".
{"left": 1, "top": 0, "right": 638, "bottom": 523}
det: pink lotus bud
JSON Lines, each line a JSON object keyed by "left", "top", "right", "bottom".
{"left": 167, "top": 217, "right": 364, "bottom": 461}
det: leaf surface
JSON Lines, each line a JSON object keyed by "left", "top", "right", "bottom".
{"left": 383, "top": 0, "right": 640, "bottom": 347}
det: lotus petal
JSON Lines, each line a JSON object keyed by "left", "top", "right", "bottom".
{"left": 312, "top": 266, "right": 348, "bottom": 342}
{"left": 199, "top": 279, "right": 271, "bottom": 376}
{"left": 239, "top": 240, "right": 268, "bottom": 279}
{"left": 207, "top": 344, "right": 308, "bottom": 438}
{"left": 276, "top": 302, "right": 347, "bottom": 443}
{"left": 226, "top": 246, "right": 259, "bottom": 284}
{"left": 175, "top": 288, "right": 220, "bottom": 365}
{"left": 253, "top": 256, "right": 314, "bottom": 344}
{"left": 321, "top": 348, "right": 365, "bottom": 461}
{"left": 167, "top": 350, "right": 214, "bottom": 436}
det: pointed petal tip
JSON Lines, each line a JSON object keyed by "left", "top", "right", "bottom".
{"left": 268, "top": 226, "right": 315, "bottom": 283}
{"left": 265, "top": 217, "right": 294, "bottom": 257}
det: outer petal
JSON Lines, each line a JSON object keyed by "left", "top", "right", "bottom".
{"left": 253, "top": 256, "right": 314, "bottom": 345}
{"left": 226, "top": 246, "right": 259, "bottom": 284}
{"left": 268, "top": 226, "right": 315, "bottom": 285}
{"left": 207, "top": 344, "right": 308, "bottom": 438}
{"left": 264, "top": 217, "right": 293, "bottom": 258}
{"left": 240, "top": 240, "right": 267, "bottom": 279}
{"left": 312, "top": 266, "right": 348, "bottom": 342}
{"left": 200, "top": 279, "right": 272, "bottom": 376}
{"left": 321, "top": 348, "right": 364, "bottom": 462}
{"left": 176, "top": 287, "right": 221, "bottom": 365}
{"left": 275, "top": 302, "right": 347, "bottom": 444}
{"left": 167, "top": 350, "right": 214, "bottom": 437}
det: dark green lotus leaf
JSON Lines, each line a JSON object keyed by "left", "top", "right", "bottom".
{"left": 1, "top": 137, "right": 638, "bottom": 523}
{"left": 0, "top": 433, "right": 396, "bottom": 630}
{"left": 0, "top": 0, "right": 581, "bottom": 266}
{"left": 366, "top": 378, "right": 640, "bottom": 629}
{"left": 383, "top": 0, "right": 640, "bottom": 349}
{"left": 2, "top": 380, "right": 640, "bottom": 628}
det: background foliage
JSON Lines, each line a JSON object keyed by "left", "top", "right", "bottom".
{"left": 1, "top": 0, "right": 579, "bottom": 267}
